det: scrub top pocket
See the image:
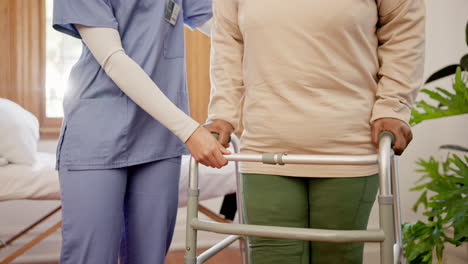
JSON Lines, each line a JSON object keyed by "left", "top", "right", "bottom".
{"left": 62, "top": 97, "right": 128, "bottom": 169}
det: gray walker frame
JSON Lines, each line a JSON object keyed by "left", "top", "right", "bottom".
{"left": 184, "top": 132, "right": 403, "bottom": 264}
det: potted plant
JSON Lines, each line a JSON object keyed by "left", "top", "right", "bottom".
{"left": 402, "top": 22, "right": 468, "bottom": 264}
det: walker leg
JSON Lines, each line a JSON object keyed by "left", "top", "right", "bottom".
{"left": 237, "top": 174, "right": 249, "bottom": 264}
{"left": 185, "top": 158, "right": 200, "bottom": 264}
{"left": 391, "top": 156, "right": 403, "bottom": 264}
{"left": 380, "top": 198, "right": 395, "bottom": 264}
{"left": 233, "top": 140, "right": 249, "bottom": 264}
{"left": 239, "top": 237, "right": 248, "bottom": 264}
{"left": 378, "top": 133, "right": 395, "bottom": 264}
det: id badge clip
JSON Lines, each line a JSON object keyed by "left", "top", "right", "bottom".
{"left": 165, "top": 0, "right": 180, "bottom": 26}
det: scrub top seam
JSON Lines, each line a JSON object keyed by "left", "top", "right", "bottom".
{"left": 63, "top": 148, "right": 187, "bottom": 170}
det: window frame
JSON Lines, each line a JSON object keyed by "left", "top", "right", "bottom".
{"left": 41, "top": 0, "right": 63, "bottom": 139}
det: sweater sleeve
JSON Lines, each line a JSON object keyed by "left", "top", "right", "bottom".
{"left": 370, "top": 0, "right": 426, "bottom": 125}
{"left": 77, "top": 26, "right": 200, "bottom": 142}
{"left": 207, "top": 0, "right": 245, "bottom": 130}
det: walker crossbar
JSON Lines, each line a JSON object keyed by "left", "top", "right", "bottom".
{"left": 191, "top": 219, "right": 385, "bottom": 243}
{"left": 196, "top": 235, "right": 240, "bottom": 264}
{"left": 224, "top": 153, "right": 378, "bottom": 165}
{"left": 185, "top": 131, "right": 402, "bottom": 264}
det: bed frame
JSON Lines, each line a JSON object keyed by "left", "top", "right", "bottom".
{"left": 0, "top": 206, "right": 62, "bottom": 264}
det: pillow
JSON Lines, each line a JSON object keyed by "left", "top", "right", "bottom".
{"left": 0, "top": 98, "right": 39, "bottom": 165}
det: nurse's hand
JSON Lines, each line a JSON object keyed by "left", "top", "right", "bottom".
{"left": 203, "top": 119, "right": 235, "bottom": 148}
{"left": 186, "top": 126, "right": 230, "bottom": 168}
{"left": 371, "top": 118, "right": 413, "bottom": 156}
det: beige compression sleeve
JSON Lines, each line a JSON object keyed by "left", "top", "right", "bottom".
{"left": 76, "top": 25, "right": 199, "bottom": 143}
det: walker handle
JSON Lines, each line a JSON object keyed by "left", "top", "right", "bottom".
{"left": 379, "top": 131, "right": 396, "bottom": 147}
{"left": 211, "top": 132, "right": 232, "bottom": 144}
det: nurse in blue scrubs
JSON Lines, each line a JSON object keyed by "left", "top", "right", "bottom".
{"left": 53, "top": 0, "right": 225, "bottom": 263}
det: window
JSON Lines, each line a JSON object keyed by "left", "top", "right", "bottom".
{"left": 45, "top": 0, "right": 81, "bottom": 118}
{"left": 0, "top": 1, "right": 210, "bottom": 138}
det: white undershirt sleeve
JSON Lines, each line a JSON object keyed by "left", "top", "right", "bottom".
{"left": 76, "top": 25, "right": 200, "bottom": 143}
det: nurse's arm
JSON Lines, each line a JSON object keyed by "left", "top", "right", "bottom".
{"left": 76, "top": 25, "right": 229, "bottom": 168}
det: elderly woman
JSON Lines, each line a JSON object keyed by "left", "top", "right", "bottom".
{"left": 205, "top": 0, "right": 425, "bottom": 263}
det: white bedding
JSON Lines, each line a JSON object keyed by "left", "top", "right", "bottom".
{"left": 0, "top": 98, "right": 40, "bottom": 165}
{"left": 0, "top": 149, "right": 238, "bottom": 207}
{"left": 0, "top": 153, "right": 59, "bottom": 201}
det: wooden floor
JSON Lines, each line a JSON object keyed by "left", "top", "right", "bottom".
{"left": 166, "top": 248, "right": 242, "bottom": 264}
{"left": 0, "top": 248, "right": 242, "bottom": 264}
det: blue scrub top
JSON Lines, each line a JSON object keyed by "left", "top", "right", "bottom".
{"left": 53, "top": 0, "right": 212, "bottom": 170}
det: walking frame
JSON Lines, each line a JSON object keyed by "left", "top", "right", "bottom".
{"left": 184, "top": 131, "right": 404, "bottom": 264}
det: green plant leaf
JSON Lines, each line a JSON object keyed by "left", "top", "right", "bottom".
{"left": 443, "top": 233, "right": 463, "bottom": 246}
{"left": 412, "top": 190, "right": 428, "bottom": 212}
{"left": 440, "top": 144, "right": 468, "bottom": 153}
{"left": 422, "top": 251, "right": 433, "bottom": 262}
{"left": 436, "top": 243, "right": 445, "bottom": 263}
{"left": 424, "top": 65, "right": 459, "bottom": 84}
{"left": 422, "top": 88, "right": 452, "bottom": 105}
{"left": 410, "top": 67, "right": 468, "bottom": 125}
{"left": 411, "top": 183, "right": 429, "bottom": 191}
{"left": 403, "top": 221, "right": 441, "bottom": 263}
{"left": 461, "top": 54, "right": 468, "bottom": 70}
{"left": 450, "top": 154, "right": 468, "bottom": 178}
{"left": 465, "top": 21, "right": 468, "bottom": 46}
{"left": 454, "top": 222, "right": 468, "bottom": 241}
{"left": 404, "top": 153, "right": 468, "bottom": 263}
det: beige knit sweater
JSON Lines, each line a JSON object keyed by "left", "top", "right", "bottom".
{"left": 208, "top": 0, "right": 425, "bottom": 177}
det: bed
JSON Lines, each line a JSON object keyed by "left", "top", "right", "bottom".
{"left": 0, "top": 137, "right": 239, "bottom": 264}
{"left": 0, "top": 149, "right": 238, "bottom": 205}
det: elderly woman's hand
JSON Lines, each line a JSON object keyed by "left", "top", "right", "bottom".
{"left": 203, "top": 119, "right": 235, "bottom": 148}
{"left": 371, "top": 118, "right": 413, "bottom": 155}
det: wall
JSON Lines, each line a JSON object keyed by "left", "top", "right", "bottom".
{"left": 1, "top": 0, "right": 467, "bottom": 263}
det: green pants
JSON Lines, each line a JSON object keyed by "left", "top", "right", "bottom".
{"left": 241, "top": 173, "right": 379, "bottom": 264}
